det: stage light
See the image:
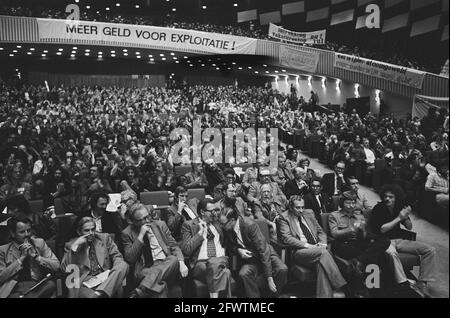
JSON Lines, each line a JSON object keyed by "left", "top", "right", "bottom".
{"left": 308, "top": 76, "right": 312, "bottom": 86}
{"left": 375, "top": 89, "right": 381, "bottom": 103}
{"left": 30, "top": 48, "right": 35, "bottom": 51}
{"left": 16, "top": 45, "right": 22, "bottom": 48}
{"left": 116, "top": 3, "right": 120, "bottom": 7}
{"left": 202, "top": 6, "right": 207, "bottom": 9}
{"left": 322, "top": 77, "right": 326, "bottom": 88}
{"left": 234, "top": 3, "right": 238, "bottom": 7}
{"left": 336, "top": 79, "right": 341, "bottom": 91}
{"left": 354, "top": 84, "right": 360, "bottom": 98}
{"left": 27, "top": 52, "right": 32, "bottom": 55}
{"left": 172, "top": 8, "right": 176, "bottom": 11}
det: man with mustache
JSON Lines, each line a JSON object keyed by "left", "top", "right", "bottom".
{"left": 0, "top": 215, "right": 60, "bottom": 298}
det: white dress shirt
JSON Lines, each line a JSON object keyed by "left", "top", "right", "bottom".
{"left": 233, "top": 220, "right": 246, "bottom": 249}
{"left": 91, "top": 211, "right": 102, "bottom": 233}
{"left": 363, "top": 147, "right": 376, "bottom": 165}
{"left": 147, "top": 227, "right": 166, "bottom": 261}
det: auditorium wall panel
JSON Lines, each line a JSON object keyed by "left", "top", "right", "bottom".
{"left": 270, "top": 77, "right": 413, "bottom": 117}
{"left": 28, "top": 72, "right": 166, "bottom": 88}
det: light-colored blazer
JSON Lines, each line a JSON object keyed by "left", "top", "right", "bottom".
{"left": 0, "top": 238, "right": 60, "bottom": 298}
{"left": 277, "top": 209, "right": 327, "bottom": 249}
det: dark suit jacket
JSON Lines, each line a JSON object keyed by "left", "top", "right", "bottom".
{"left": 223, "top": 217, "right": 274, "bottom": 279}
{"left": 180, "top": 219, "right": 224, "bottom": 268}
{"left": 284, "top": 179, "right": 309, "bottom": 199}
{"left": 121, "top": 220, "right": 183, "bottom": 278}
{"left": 304, "top": 192, "right": 333, "bottom": 225}
{"left": 322, "top": 173, "right": 348, "bottom": 197}
{"left": 162, "top": 198, "right": 199, "bottom": 242}
{"left": 276, "top": 209, "right": 327, "bottom": 250}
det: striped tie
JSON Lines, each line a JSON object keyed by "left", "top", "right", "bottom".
{"left": 206, "top": 226, "right": 216, "bottom": 258}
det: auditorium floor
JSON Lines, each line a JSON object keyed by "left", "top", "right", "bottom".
{"left": 299, "top": 151, "right": 449, "bottom": 298}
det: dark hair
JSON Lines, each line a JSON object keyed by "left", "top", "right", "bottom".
{"left": 197, "top": 198, "right": 216, "bottom": 217}
{"left": 339, "top": 192, "right": 357, "bottom": 208}
{"left": 89, "top": 190, "right": 110, "bottom": 210}
{"left": 5, "top": 195, "right": 31, "bottom": 215}
{"left": 174, "top": 186, "right": 187, "bottom": 198}
{"left": 311, "top": 177, "right": 322, "bottom": 185}
{"left": 379, "top": 184, "right": 406, "bottom": 208}
{"left": 7, "top": 215, "right": 32, "bottom": 233}
{"left": 223, "top": 168, "right": 235, "bottom": 177}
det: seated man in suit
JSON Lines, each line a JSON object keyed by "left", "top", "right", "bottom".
{"left": 284, "top": 167, "right": 310, "bottom": 199}
{"left": 162, "top": 186, "right": 199, "bottom": 242}
{"left": 61, "top": 217, "right": 129, "bottom": 298}
{"left": 247, "top": 169, "right": 287, "bottom": 205}
{"left": 346, "top": 177, "right": 372, "bottom": 214}
{"left": 304, "top": 177, "right": 333, "bottom": 225}
{"left": 329, "top": 192, "right": 390, "bottom": 297}
{"left": 277, "top": 196, "right": 347, "bottom": 298}
{"left": 122, "top": 203, "right": 188, "bottom": 298}
{"left": 372, "top": 184, "right": 436, "bottom": 296}
{"left": 219, "top": 208, "right": 288, "bottom": 298}
{"left": 272, "top": 153, "right": 294, "bottom": 189}
{"left": 0, "top": 215, "right": 60, "bottom": 298}
{"left": 322, "top": 161, "right": 349, "bottom": 210}
{"left": 181, "top": 199, "right": 232, "bottom": 298}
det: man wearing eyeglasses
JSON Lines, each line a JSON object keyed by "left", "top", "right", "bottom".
{"left": 181, "top": 199, "right": 231, "bottom": 298}
{"left": 121, "top": 203, "right": 188, "bottom": 298}
{"left": 345, "top": 177, "right": 372, "bottom": 214}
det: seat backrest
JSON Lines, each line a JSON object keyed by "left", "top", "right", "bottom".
{"left": 140, "top": 191, "right": 169, "bottom": 206}
{"left": 174, "top": 165, "right": 192, "bottom": 176}
{"left": 187, "top": 188, "right": 205, "bottom": 202}
{"left": 29, "top": 200, "right": 43, "bottom": 215}
{"left": 54, "top": 198, "right": 65, "bottom": 215}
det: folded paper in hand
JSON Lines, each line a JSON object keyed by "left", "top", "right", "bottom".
{"left": 82, "top": 270, "right": 111, "bottom": 289}
{"left": 106, "top": 194, "right": 121, "bottom": 212}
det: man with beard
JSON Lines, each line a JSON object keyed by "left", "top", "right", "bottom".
{"left": 217, "top": 183, "right": 250, "bottom": 218}
{"left": 219, "top": 208, "right": 287, "bottom": 298}
{"left": 62, "top": 217, "right": 129, "bottom": 298}
{"left": 247, "top": 169, "right": 286, "bottom": 205}
{"left": 0, "top": 215, "right": 60, "bottom": 298}
{"left": 372, "top": 184, "right": 436, "bottom": 296}
{"left": 181, "top": 199, "right": 232, "bottom": 298}
{"left": 253, "top": 184, "right": 286, "bottom": 240}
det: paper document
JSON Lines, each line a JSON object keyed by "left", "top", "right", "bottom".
{"left": 82, "top": 270, "right": 111, "bottom": 289}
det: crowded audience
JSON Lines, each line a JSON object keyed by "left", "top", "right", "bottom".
{"left": 0, "top": 78, "right": 448, "bottom": 298}
{"left": 0, "top": 5, "right": 445, "bottom": 73}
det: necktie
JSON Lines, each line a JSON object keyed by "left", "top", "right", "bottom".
{"left": 206, "top": 226, "right": 216, "bottom": 258}
{"left": 143, "top": 234, "right": 154, "bottom": 267}
{"left": 88, "top": 243, "right": 103, "bottom": 276}
{"left": 298, "top": 216, "right": 317, "bottom": 245}
{"left": 17, "top": 256, "right": 32, "bottom": 282}
{"left": 318, "top": 195, "right": 326, "bottom": 214}
{"left": 337, "top": 176, "right": 343, "bottom": 194}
